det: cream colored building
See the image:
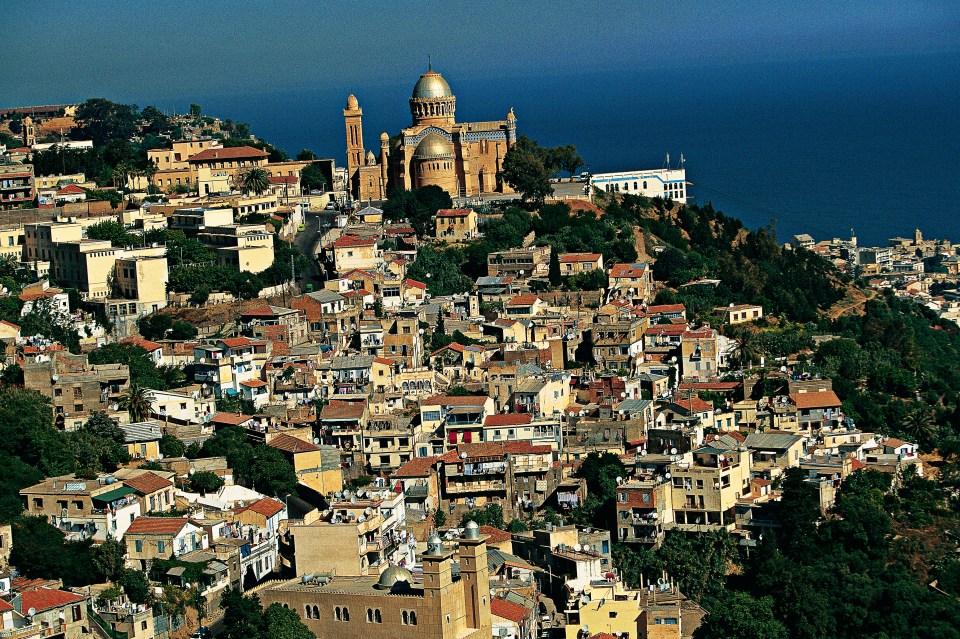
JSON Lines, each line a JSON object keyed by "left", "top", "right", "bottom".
{"left": 668, "top": 443, "right": 752, "bottom": 531}
{"left": 199, "top": 225, "right": 275, "bottom": 273}
{"left": 435, "top": 208, "right": 479, "bottom": 241}
{"left": 147, "top": 138, "right": 221, "bottom": 172}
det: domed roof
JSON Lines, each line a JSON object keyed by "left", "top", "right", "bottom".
{"left": 376, "top": 564, "right": 413, "bottom": 590}
{"left": 346, "top": 94, "right": 359, "bottom": 109}
{"left": 464, "top": 520, "right": 480, "bottom": 539}
{"left": 412, "top": 70, "right": 453, "bottom": 99}
{"left": 413, "top": 133, "right": 454, "bottom": 160}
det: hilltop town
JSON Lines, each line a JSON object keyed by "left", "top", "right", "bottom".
{"left": 0, "top": 69, "right": 958, "bottom": 639}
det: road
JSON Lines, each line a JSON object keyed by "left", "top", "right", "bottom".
{"left": 293, "top": 210, "right": 332, "bottom": 290}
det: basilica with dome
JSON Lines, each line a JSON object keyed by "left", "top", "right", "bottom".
{"left": 344, "top": 67, "right": 518, "bottom": 201}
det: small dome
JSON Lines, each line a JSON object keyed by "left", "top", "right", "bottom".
{"left": 427, "top": 533, "right": 444, "bottom": 555}
{"left": 346, "top": 94, "right": 359, "bottom": 109}
{"left": 413, "top": 134, "right": 454, "bottom": 160}
{"left": 380, "top": 132, "right": 389, "bottom": 142}
{"left": 412, "top": 70, "right": 453, "bottom": 99}
{"left": 506, "top": 107, "right": 516, "bottom": 122}
{"left": 376, "top": 564, "right": 413, "bottom": 590}
{"left": 23, "top": 116, "right": 33, "bottom": 125}
{"left": 464, "top": 520, "right": 480, "bottom": 540}
{"left": 365, "top": 150, "right": 376, "bottom": 165}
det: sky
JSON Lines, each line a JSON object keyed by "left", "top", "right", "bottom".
{"left": 2, "top": 0, "right": 959, "bottom": 106}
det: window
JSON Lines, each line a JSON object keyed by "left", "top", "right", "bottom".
{"left": 306, "top": 606, "right": 314, "bottom": 619}
{"left": 32, "top": 498, "right": 43, "bottom": 509}
{"left": 135, "top": 540, "right": 143, "bottom": 552}
{"left": 72, "top": 605, "right": 82, "bottom": 622}
{"left": 158, "top": 540, "right": 165, "bottom": 554}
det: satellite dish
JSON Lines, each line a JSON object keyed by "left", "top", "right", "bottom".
{"left": 664, "top": 472, "right": 671, "bottom": 479}
{"left": 189, "top": 468, "right": 195, "bottom": 476}
{"left": 574, "top": 544, "right": 582, "bottom": 552}
{"left": 335, "top": 491, "right": 343, "bottom": 499}
{"left": 313, "top": 438, "right": 320, "bottom": 444}
{"left": 670, "top": 448, "right": 677, "bottom": 455}
{"left": 615, "top": 476, "right": 623, "bottom": 485}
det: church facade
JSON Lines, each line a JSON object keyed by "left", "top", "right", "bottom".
{"left": 344, "top": 67, "right": 517, "bottom": 201}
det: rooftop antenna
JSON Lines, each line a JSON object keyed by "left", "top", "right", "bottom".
{"left": 428, "top": 54, "right": 432, "bottom": 71}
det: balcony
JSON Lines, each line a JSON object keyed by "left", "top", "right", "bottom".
{"left": 445, "top": 480, "right": 506, "bottom": 494}
{"left": 0, "top": 623, "right": 40, "bottom": 639}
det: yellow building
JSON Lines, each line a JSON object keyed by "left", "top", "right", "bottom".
{"left": 266, "top": 433, "right": 342, "bottom": 494}
{"left": 113, "top": 255, "right": 169, "bottom": 314}
{"left": 263, "top": 527, "right": 492, "bottom": 639}
{"left": 344, "top": 67, "right": 518, "bottom": 200}
{"left": 559, "top": 253, "right": 603, "bottom": 276}
{"left": 435, "top": 208, "right": 478, "bottom": 241}
{"left": 0, "top": 225, "right": 23, "bottom": 261}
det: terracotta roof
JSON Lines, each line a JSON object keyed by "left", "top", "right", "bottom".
{"left": 121, "top": 336, "right": 163, "bottom": 352}
{"left": 491, "top": 598, "right": 529, "bottom": 623}
{"left": 609, "top": 263, "right": 647, "bottom": 278}
{"left": 268, "top": 175, "right": 298, "bottom": 184}
{"left": 393, "top": 455, "right": 440, "bottom": 478}
{"left": 0, "top": 319, "right": 20, "bottom": 330}
{"left": 422, "top": 394, "right": 489, "bottom": 407}
{"left": 236, "top": 497, "right": 285, "bottom": 518}
{"left": 268, "top": 433, "right": 320, "bottom": 453}
{"left": 320, "top": 400, "right": 366, "bottom": 420}
{"left": 678, "top": 381, "right": 741, "bottom": 391}
{"left": 126, "top": 516, "right": 190, "bottom": 535}
{"left": 850, "top": 458, "right": 867, "bottom": 471}
{"left": 670, "top": 395, "right": 713, "bottom": 414}
{"left": 789, "top": 390, "right": 842, "bottom": 409}
{"left": 479, "top": 525, "right": 512, "bottom": 543}
{"left": 436, "top": 208, "right": 472, "bottom": 218}
{"left": 646, "top": 324, "right": 687, "bottom": 336}
{"left": 647, "top": 304, "right": 685, "bottom": 314}
{"left": 20, "top": 588, "right": 85, "bottom": 613}
{"left": 484, "top": 413, "right": 532, "bottom": 427}
{"left": 210, "top": 412, "right": 254, "bottom": 426}
{"left": 683, "top": 328, "right": 716, "bottom": 339}
{"left": 56, "top": 184, "right": 85, "bottom": 195}
{"left": 188, "top": 146, "right": 269, "bottom": 162}
{"left": 559, "top": 252, "right": 602, "bottom": 263}
{"left": 506, "top": 294, "right": 540, "bottom": 306}
{"left": 241, "top": 305, "right": 278, "bottom": 317}
{"left": 220, "top": 337, "right": 254, "bottom": 348}
{"left": 240, "top": 379, "right": 267, "bottom": 388}
{"left": 404, "top": 278, "right": 427, "bottom": 290}
{"left": 0, "top": 599, "right": 12, "bottom": 612}
{"left": 884, "top": 437, "right": 912, "bottom": 449}
{"left": 332, "top": 235, "right": 376, "bottom": 248}
{"left": 122, "top": 471, "right": 173, "bottom": 495}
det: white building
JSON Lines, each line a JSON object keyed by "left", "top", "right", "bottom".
{"left": 589, "top": 167, "right": 688, "bottom": 203}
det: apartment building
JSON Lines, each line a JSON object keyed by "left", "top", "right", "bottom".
{"left": 20, "top": 475, "right": 142, "bottom": 541}
{"left": 0, "top": 163, "right": 35, "bottom": 209}
{"left": 487, "top": 246, "right": 550, "bottom": 279}
{"left": 558, "top": 253, "right": 603, "bottom": 276}
{"left": 23, "top": 352, "right": 130, "bottom": 427}
{"left": 615, "top": 476, "right": 674, "bottom": 545}
{"left": 435, "top": 208, "right": 479, "bottom": 241}
{"left": 608, "top": 262, "right": 653, "bottom": 303}
{"left": 591, "top": 318, "right": 647, "bottom": 373}
{"left": 668, "top": 442, "right": 752, "bottom": 531}
{"left": 125, "top": 517, "right": 210, "bottom": 570}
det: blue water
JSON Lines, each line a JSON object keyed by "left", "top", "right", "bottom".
{"left": 148, "top": 53, "right": 960, "bottom": 246}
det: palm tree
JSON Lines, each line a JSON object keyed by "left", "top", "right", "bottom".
{"left": 119, "top": 384, "right": 153, "bottom": 423}
{"left": 238, "top": 167, "right": 271, "bottom": 195}
{"left": 731, "top": 331, "right": 762, "bottom": 370}
{"left": 902, "top": 405, "right": 938, "bottom": 448}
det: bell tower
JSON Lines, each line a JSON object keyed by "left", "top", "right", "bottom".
{"left": 459, "top": 522, "right": 492, "bottom": 635}
{"left": 344, "top": 94, "right": 365, "bottom": 198}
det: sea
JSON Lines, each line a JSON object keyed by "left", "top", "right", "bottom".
{"left": 149, "top": 52, "right": 959, "bottom": 247}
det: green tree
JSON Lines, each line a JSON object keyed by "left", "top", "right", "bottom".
{"left": 549, "top": 249, "right": 562, "bottom": 287}
{"left": 500, "top": 143, "right": 553, "bottom": 203}
{"left": 92, "top": 538, "right": 126, "bottom": 582}
{"left": 407, "top": 245, "right": 471, "bottom": 296}
{"left": 74, "top": 98, "right": 139, "bottom": 146}
{"left": 433, "top": 507, "right": 447, "bottom": 528}
{"left": 118, "top": 568, "right": 152, "bottom": 604}
{"left": 189, "top": 103, "right": 202, "bottom": 119}
{"left": 238, "top": 167, "right": 271, "bottom": 195}
{"left": 10, "top": 517, "right": 99, "bottom": 586}
{"left": 551, "top": 144, "right": 584, "bottom": 179}
{"left": 694, "top": 591, "right": 788, "bottom": 639}
{"left": 119, "top": 384, "right": 153, "bottom": 423}
{"left": 189, "top": 471, "right": 225, "bottom": 494}
{"left": 84, "top": 220, "right": 138, "bottom": 247}
{"left": 296, "top": 149, "right": 318, "bottom": 161}
{"left": 160, "top": 433, "right": 186, "bottom": 458}
{"left": 301, "top": 163, "right": 327, "bottom": 193}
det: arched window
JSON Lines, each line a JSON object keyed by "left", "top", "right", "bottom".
{"left": 367, "top": 609, "right": 374, "bottom": 623}
{"left": 335, "top": 607, "right": 342, "bottom": 621}
{"left": 402, "top": 611, "right": 409, "bottom": 625}
{"left": 305, "top": 606, "right": 313, "bottom": 619}
{"left": 375, "top": 609, "right": 382, "bottom": 623}
{"left": 410, "top": 611, "right": 417, "bottom": 625}
{"left": 313, "top": 606, "right": 319, "bottom": 619}
{"left": 643, "top": 181, "right": 647, "bottom": 189}
{"left": 343, "top": 608, "right": 349, "bottom": 622}
{"left": 634, "top": 182, "right": 638, "bottom": 190}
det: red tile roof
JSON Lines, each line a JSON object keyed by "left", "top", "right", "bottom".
{"left": 393, "top": 455, "right": 441, "bottom": 478}
{"left": 404, "top": 278, "right": 427, "bottom": 290}
{"left": 559, "top": 252, "right": 602, "bottom": 263}
{"left": 436, "top": 208, "right": 472, "bottom": 218}
{"left": 235, "top": 497, "right": 285, "bottom": 518}
{"left": 646, "top": 324, "right": 687, "bottom": 336}
{"left": 188, "top": 146, "right": 268, "bottom": 162}
{"left": 20, "top": 588, "right": 85, "bottom": 613}
{"left": 332, "top": 235, "right": 376, "bottom": 248}
{"left": 240, "top": 379, "right": 267, "bottom": 388}
{"left": 647, "top": 304, "right": 685, "bottom": 314}
{"left": 506, "top": 294, "right": 540, "bottom": 306}
{"left": 210, "top": 412, "right": 254, "bottom": 426}
{"left": 126, "top": 517, "right": 190, "bottom": 535}
{"left": 0, "top": 599, "right": 12, "bottom": 612}
{"left": 789, "top": 390, "right": 842, "bottom": 409}
{"left": 268, "top": 433, "right": 320, "bottom": 453}
{"left": 491, "top": 598, "right": 529, "bottom": 623}
{"left": 484, "top": 413, "right": 532, "bottom": 427}
{"left": 0, "top": 319, "right": 20, "bottom": 330}
{"left": 122, "top": 336, "right": 163, "bottom": 352}
{"left": 220, "top": 337, "right": 254, "bottom": 348}
{"left": 609, "top": 263, "right": 647, "bottom": 278}
{"left": 479, "top": 525, "right": 512, "bottom": 543}
{"left": 373, "top": 357, "right": 394, "bottom": 366}
{"left": 122, "top": 472, "right": 173, "bottom": 495}
{"left": 268, "top": 175, "right": 298, "bottom": 184}
{"left": 320, "top": 400, "right": 366, "bottom": 420}
{"left": 56, "top": 184, "right": 85, "bottom": 195}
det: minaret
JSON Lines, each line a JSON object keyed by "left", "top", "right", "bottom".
{"left": 22, "top": 117, "right": 36, "bottom": 147}
{"left": 421, "top": 534, "right": 456, "bottom": 621}
{"left": 344, "top": 95, "right": 365, "bottom": 198}
{"left": 379, "top": 132, "right": 389, "bottom": 196}
{"left": 459, "top": 521, "right": 492, "bottom": 634}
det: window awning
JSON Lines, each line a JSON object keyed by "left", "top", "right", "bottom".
{"left": 92, "top": 485, "right": 137, "bottom": 504}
